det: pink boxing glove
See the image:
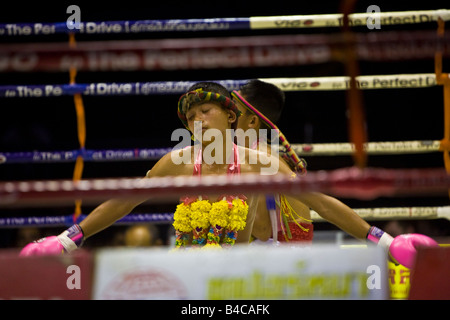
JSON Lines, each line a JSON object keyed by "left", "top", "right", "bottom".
{"left": 20, "top": 224, "right": 84, "bottom": 257}
{"left": 367, "top": 226, "right": 439, "bottom": 269}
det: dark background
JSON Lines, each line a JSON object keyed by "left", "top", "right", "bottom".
{"left": 0, "top": 0, "right": 449, "bottom": 247}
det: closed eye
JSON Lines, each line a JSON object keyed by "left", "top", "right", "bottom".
{"left": 201, "top": 107, "right": 211, "bottom": 114}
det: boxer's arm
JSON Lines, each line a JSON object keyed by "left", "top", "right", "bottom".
{"left": 295, "top": 192, "right": 371, "bottom": 240}
{"left": 80, "top": 150, "right": 186, "bottom": 238}
{"left": 273, "top": 159, "right": 371, "bottom": 239}
{"left": 79, "top": 197, "right": 146, "bottom": 239}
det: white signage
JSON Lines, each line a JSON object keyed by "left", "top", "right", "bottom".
{"left": 92, "top": 244, "right": 388, "bottom": 300}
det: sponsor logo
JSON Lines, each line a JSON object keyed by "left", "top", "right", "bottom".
{"left": 101, "top": 267, "right": 188, "bottom": 299}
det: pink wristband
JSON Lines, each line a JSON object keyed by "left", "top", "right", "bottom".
{"left": 367, "top": 226, "right": 394, "bottom": 252}
{"left": 367, "top": 226, "right": 384, "bottom": 244}
{"left": 61, "top": 224, "right": 84, "bottom": 249}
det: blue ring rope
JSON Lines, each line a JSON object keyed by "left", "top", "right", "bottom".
{"left": 0, "top": 80, "right": 247, "bottom": 98}
{"left": 0, "top": 148, "right": 172, "bottom": 164}
{"left": 0, "top": 18, "right": 250, "bottom": 36}
{"left": 0, "top": 213, "right": 174, "bottom": 228}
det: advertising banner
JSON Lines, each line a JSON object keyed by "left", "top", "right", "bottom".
{"left": 92, "top": 244, "right": 388, "bottom": 300}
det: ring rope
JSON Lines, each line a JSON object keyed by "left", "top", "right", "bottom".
{"left": 312, "top": 206, "right": 450, "bottom": 222}
{"left": 292, "top": 140, "right": 442, "bottom": 156}
{"left": 1, "top": 31, "right": 449, "bottom": 72}
{"left": 0, "top": 148, "right": 170, "bottom": 164}
{"left": 1, "top": 10, "right": 449, "bottom": 36}
{"left": 0, "top": 74, "right": 441, "bottom": 98}
{"left": 0, "top": 141, "right": 442, "bottom": 164}
{"left": 0, "top": 167, "right": 449, "bottom": 207}
{"left": 1, "top": 206, "right": 449, "bottom": 228}
{"left": 0, "top": 213, "right": 175, "bottom": 228}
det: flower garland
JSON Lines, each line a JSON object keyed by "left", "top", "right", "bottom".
{"left": 172, "top": 195, "right": 248, "bottom": 250}
{"left": 223, "top": 198, "right": 249, "bottom": 247}
{"left": 204, "top": 199, "right": 229, "bottom": 249}
{"left": 172, "top": 201, "right": 192, "bottom": 249}
{"left": 190, "top": 197, "right": 211, "bottom": 247}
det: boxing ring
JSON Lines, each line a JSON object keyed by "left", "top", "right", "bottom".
{"left": 1, "top": 8, "right": 450, "bottom": 301}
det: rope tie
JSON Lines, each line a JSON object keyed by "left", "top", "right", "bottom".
{"left": 69, "top": 32, "right": 87, "bottom": 223}
{"left": 340, "top": 0, "right": 367, "bottom": 169}
{"left": 435, "top": 17, "right": 450, "bottom": 198}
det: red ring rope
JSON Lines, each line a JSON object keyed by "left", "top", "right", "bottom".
{"left": 0, "top": 167, "right": 448, "bottom": 207}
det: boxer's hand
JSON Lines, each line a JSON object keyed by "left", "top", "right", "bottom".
{"left": 389, "top": 233, "right": 439, "bottom": 268}
{"left": 20, "top": 224, "right": 84, "bottom": 256}
{"left": 367, "top": 226, "right": 438, "bottom": 269}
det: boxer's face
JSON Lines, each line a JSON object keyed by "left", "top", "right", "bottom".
{"left": 186, "top": 102, "right": 236, "bottom": 144}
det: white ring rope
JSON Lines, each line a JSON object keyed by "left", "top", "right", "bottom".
{"left": 311, "top": 206, "right": 450, "bottom": 222}
{"left": 292, "top": 140, "right": 442, "bottom": 156}
{"left": 250, "top": 10, "right": 450, "bottom": 29}
{"left": 263, "top": 73, "right": 441, "bottom": 91}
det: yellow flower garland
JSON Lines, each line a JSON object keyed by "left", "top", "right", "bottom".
{"left": 203, "top": 199, "right": 230, "bottom": 249}
{"left": 172, "top": 202, "right": 192, "bottom": 248}
{"left": 222, "top": 198, "right": 249, "bottom": 247}
{"left": 190, "top": 199, "right": 211, "bottom": 230}
{"left": 208, "top": 200, "right": 230, "bottom": 229}
{"left": 228, "top": 198, "right": 249, "bottom": 231}
{"left": 172, "top": 196, "right": 248, "bottom": 249}
{"left": 190, "top": 199, "right": 211, "bottom": 247}
{"left": 173, "top": 203, "right": 192, "bottom": 233}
